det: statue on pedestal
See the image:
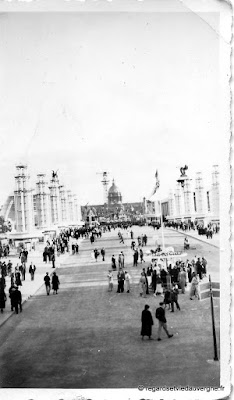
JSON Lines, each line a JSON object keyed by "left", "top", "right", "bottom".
{"left": 52, "top": 170, "right": 58, "bottom": 179}
{"left": 180, "top": 165, "right": 188, "bottom": 177}
{"left": 177, "top": 165, "right": 189, "bottom": 188}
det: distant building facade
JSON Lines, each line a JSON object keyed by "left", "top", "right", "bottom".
{"left": 144, "top": 166, "right": 220, "bottom": 226}
{"left": 81, "top": 178, "right": 144, "bottom": 224}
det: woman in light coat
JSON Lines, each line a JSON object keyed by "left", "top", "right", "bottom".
{"left": 178, "top": 267, "right": 187, "bottom": 294}
{"left": 139, "top": 272, "right": 147, "bottom": 298}
{"left": 125, "top": 271, "right": 131, "bottom": 293}
{"left": 190, "top": 272, "right": 200, "bottom": 300}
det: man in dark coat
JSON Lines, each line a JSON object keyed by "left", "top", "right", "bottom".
{"left": 29, "top": 263, "right": 36, "bottom": 281}
{"left": 117, "top": 268, "right": 125, "bottom": 293}
{"left": 201, "top": 257, "right": 207, "bottom": 276}
{"left": 9, "top": 285, "right": 17, "bottom": 310}
{"left": 11, "top": 286, "right": 22, "bottom": 314}
{"left": 101, "top": 248, "right": 105, "bottom": 261}
{"left": 196, "top": 258, "right": 203, "bottom": 280}
{"left": 44, "top": 272, "right": 51, "bottom": 295}
{"left": 133, "top": 249, "right": 138, "bottom": 266}
{"left": 141, "top": 304, "right": 154, "bottom": 340}
{"left": 111, "top": 255, "right": 116, "bottom": 270}
{"left": 15, "top": 270, "right": 22, "bottom": 287}
{"left": 0, "top": 289, "right": 7, "bottom": 313}
{"left": 51, "top": 253, "right": 56, "bottom": 268}
{"left": 43, "top": 248, "right": 48, "bottom": 263}
{"left": 94, "top": 249, "right": 99, "bottom": 262}
{"left": 170, "top": 284, "right": 181, "bottom": 312}
{"left": 52, "top": 272, "right": 60, "bottom": 294}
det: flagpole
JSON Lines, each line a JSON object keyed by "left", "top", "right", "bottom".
{"left": 160, "top": 200, "right": 165, "bottom": 250}
{"left": 152, "top": 169, "right": 165, "bottom": 250}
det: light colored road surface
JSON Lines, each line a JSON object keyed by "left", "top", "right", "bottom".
{"left": 0, "top": 227, "right": 220, "bottom": 388}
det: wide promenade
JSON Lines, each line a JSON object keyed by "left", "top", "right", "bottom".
{"left": 0, "top": 226, "right": 220, "bottom": 388}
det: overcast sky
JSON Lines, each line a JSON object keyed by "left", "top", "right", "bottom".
{"left": 0, "top": 11, "right": 221, "bottom": 206}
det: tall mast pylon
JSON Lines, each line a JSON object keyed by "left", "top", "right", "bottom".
{"left": 96, "top": 171, "right": 110, "bottom": 204}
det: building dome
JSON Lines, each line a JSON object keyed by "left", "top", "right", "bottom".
{"left": 108, "top": 179, "right": 122, "bottom": 205}
{"left": 108, "top": 180, "right": 120, "bottom": 195}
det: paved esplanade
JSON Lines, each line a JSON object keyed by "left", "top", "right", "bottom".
{"left": 0, "top": 227, "right": 219, "bottom": 388}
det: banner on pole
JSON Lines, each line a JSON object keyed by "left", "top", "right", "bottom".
{"left": 151, "top": 251, "right": 187, "bottom": 260}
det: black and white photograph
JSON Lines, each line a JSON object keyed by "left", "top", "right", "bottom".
{"left": 0, "top": 1, "right": 232, "bottom": 399}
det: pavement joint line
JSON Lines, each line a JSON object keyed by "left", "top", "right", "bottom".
{"left": 167, "top": 228, "right": 219, "bottom": 249}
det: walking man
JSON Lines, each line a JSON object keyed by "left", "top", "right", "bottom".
{"left": 11, "top": 286, "right": 22, "bottom": 314}
{"left": 119, "top": 233, "right": 124, "bottom": 244}
{"left": 201, "top": 257, "right": 207, "bottom": 277}
{"left": 139, "top": 248, "right": 145, "bottom": 263}
{"left": 118, "top": 253, "right": 122, "bottom": 269}
{"left": 117, "top": 268, "right": 125, "bottom": 293}
{"left": 0, "top": 289, "right": 7, "bottom": 313}
{"left": 51, "top": 253, "right": 56, "bottom": 268}
{"left": 111, "top": 255, "right": 116, "bottom": 270}
{"left": 94, "top": 249, "right": 100, "bottom": 262}
{"left": 196, "top": 257, "right": 203, "bottom": 280}
{"left": 170, "top": 284, "right": 181, "bottom": 312}
{"left": 44, "top": 272, "right": 51, "bottom": 295}
{"left": 9, "top": 284, "right": 17, "bottom": 311}
{"left": 101, "top": 248, "right": 105, "bottom": 261}
{"left": 155, "top": 302, "right": 173, "bottom": 341}
{"left": 29, "top": 263, "right": 36, "bottom": 281}
{"left": 133, "top": 249, "right": 138, "bottom": 267}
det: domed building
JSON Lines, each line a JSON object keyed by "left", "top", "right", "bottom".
{"left": 108, "top": 179, "right": 122, "bottom": 205}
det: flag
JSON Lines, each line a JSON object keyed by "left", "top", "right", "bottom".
{"left": 150, "top": 170, "right": 160, "bottom": 199}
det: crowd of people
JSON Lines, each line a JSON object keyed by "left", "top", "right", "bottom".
{"left": 0, "top": 222, "right": 211, "bottom": 325}
{"left": 101, "top": 228, "right": 209, "bottom": 310}
{"left": 0, "top": 249, "right": 38, "bottom": 314}
{"left": 166, "top": 220, "right": 220, "bottom": 238}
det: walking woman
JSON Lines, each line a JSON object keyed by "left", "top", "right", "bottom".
{"left": 52, "top": 272, "right": 60, "bottom": 295}
{"left": 178, "top": 267, "right": 187, "bottom": 294}
{"left": 139, "top": 272, "right": 147, "bottom": 298}
{"left": 190, "top": 272, "right": 200, "bottom": 300}
{"left": 141, "top": 304, "right": 154, "bottom": 340}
